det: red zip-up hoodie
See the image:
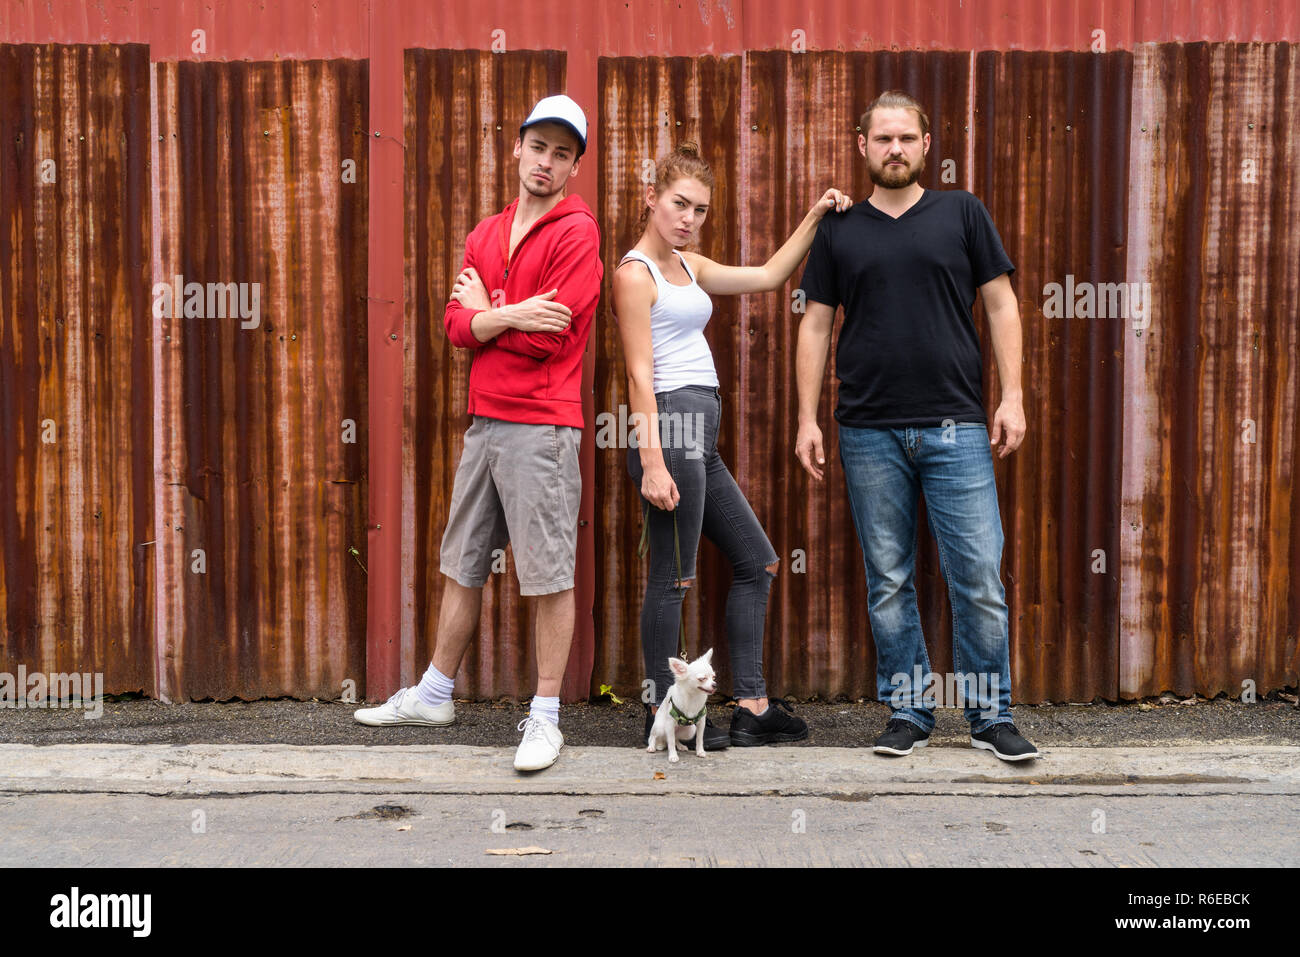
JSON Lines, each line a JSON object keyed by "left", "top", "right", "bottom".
{"left": 443, "top": 195, "right": 602, "bottom": 428}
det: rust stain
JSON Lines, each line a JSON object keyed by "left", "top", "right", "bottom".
{"left": 973, "top": 49, "right": 1133, "bottom": 703}
{"left": 0, "top": 44, "right": 154, "bottom": 694}
{"left": 152, "top": 58, "right": 369, "bottom": 699}
{"left": 1121, "top": 41, "right": 1300, "bottom": 699}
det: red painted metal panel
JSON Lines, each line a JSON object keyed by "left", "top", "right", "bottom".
{"left": 594, "top": 0, "right": 743, "bottom": 56}
{"left": 0, "top": 43, "right": 155, "bottom": 694}
{"left": 1136, "top": 0, "right": 1300, "bottom": 43}
{"left": 365, "top": 4, "right": 403, "bottom": 703}
{"left": 1, "top": 0, "right": 370, "bottom": 59}
{"left": 5, "top": 0, "right": 1298, "bottom": 55}
{"left": 738, "top": 0, "right": 1136, "bottom": 53}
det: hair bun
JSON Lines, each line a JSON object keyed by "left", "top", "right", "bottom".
{"left": 636, "top": 141, "right": 715, "bottom": 234}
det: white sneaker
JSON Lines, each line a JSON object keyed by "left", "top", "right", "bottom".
{"left": 513, "top": 715, "right": 563, "bottom": 771}
{"left": 353, "top": 687, "right": 454, "bottom": 727}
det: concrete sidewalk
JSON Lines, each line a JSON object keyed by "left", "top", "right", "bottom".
{"left": 3, "top": 742, "right": 1298, "bottom": 797}
{"left": 4, "top": 744, "right": 1297, "bottom": 866}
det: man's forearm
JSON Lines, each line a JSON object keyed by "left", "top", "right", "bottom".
{"left": 468, "top": 307, "right": 513, "bottom": 343}
{"left": 987, "top": 306, "right": 1023, "bottom": 401}
{"left": 796, "top": 319, "right": 832, "bottom": 424}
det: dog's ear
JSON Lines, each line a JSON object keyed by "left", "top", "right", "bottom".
{"left": 699, "top": 648, "right": 714, "bottom": 664}
{"left": 668, "top": 657, "right": 689, "bottom": 678}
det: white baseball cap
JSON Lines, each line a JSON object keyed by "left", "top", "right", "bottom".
{"left": 519, "top": 94, "right": 589, "bottom": 156}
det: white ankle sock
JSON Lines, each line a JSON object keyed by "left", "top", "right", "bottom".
{"left": 415, "top": 663, "right": 455, "bottom": 708}
{"left": 530, "top": 695, "right": 560, "bottom": 726}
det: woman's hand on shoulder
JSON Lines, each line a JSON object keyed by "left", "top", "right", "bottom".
{"left": 811, "top": 188, "right": 852, "bottom": 219}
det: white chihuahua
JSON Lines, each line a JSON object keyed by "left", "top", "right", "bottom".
{"left": 647, "top": 649, "right": 716, "bottom": 763}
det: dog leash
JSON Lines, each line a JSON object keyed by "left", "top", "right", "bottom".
{"left": 638, "top": 498, "right": 689, "bottom": 662}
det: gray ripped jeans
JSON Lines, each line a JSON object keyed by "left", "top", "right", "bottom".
{"left": 628, "top": 385, "right": 780, "bottom": 704}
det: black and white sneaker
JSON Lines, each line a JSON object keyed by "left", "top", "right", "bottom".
{"left": 729, "top": 697, "right": 809, "bottom": 746}
{"left": 641, "top": 702, "right": 730, "bottom": 750}
{"left": 970, "top": 722, "right": 1039, "bottom": 762}
{"left": 872, "top": 717, "right": 930, "bottom": 756}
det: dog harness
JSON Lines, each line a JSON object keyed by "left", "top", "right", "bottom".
{"left": 667, "top": 695, "right": 706, "bottom": 726}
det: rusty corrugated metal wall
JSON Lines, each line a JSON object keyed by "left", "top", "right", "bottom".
{"left": 593, "top": 55, "right": 744, "bottom": 701}
{"left": 2, "top": 1, "right": 1298, "bottom": 704}
{"left": 591, "top": 48, "right": 1136, "bottom": 704}
{"left": 973, "top": 49, "right": 1134, "bottom": 703}
{"left": 593, "top": 35, "right": 1295, "bottom": 704}
{"left": 0, "top": 43, "right": 155, "bottom": 693}
{"left": 404, "top": 49, "right": 566, "bottom": 699}
{"left": 732, "top": 50, "right": 977, "bottom": 701}
{"left": 1120, "top": 41, "right": 1300, "bottom": 698}
{"left": 151, "top": 58, "right": 369, "bottom": 699}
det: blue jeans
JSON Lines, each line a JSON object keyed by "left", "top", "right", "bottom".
{"left": 838, "top": 423, "right": 1013, "bottom": 734}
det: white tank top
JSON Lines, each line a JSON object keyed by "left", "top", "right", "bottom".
{"left": 619, "top": 249, "right": 720, "bottom": 393}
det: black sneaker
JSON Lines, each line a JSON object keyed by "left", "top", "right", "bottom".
{"left": 970, "top": 722, "right": 1039, "bottom": 762}
{"left": 872, "top": 717, "right": 930, "bottom": 756}
{"left": 641, "top": 703, "right": 730, "bottom": 750}
{"left": 729, "top": 697, "right": 809, "bottom": 746}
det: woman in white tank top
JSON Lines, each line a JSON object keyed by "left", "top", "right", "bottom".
{"left": 612, "top": 142, "right": 850, "bottom": 749}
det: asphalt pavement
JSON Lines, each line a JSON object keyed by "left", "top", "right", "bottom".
{"left": 2, "top": 694, "right": 1296, "bottom": 748}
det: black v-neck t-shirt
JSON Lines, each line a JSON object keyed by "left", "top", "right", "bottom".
{"left": 797, "top": 189, "right": 1014, "bottom": 428}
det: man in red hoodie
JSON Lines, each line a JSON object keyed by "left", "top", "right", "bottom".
{"left": 355, "top": 95, "right": 603, "bottom": 773}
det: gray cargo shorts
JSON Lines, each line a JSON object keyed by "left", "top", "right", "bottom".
{"left": 439, "top": 415, "right": 582, "bottom": 596}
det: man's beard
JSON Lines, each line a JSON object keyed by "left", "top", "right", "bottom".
{"left": 869, "top": 155, "right": 924, "bottom": 188}
{"left": 523, "top": 170, "right": 562, "bottom": 197}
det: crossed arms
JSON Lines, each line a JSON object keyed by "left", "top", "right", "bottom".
{"left": 443, "top": 224, "right": 600, "bottom": 360}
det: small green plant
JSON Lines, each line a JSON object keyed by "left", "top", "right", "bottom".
{"left": 598, "top": 684, "right": 623, "bottom": 705}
